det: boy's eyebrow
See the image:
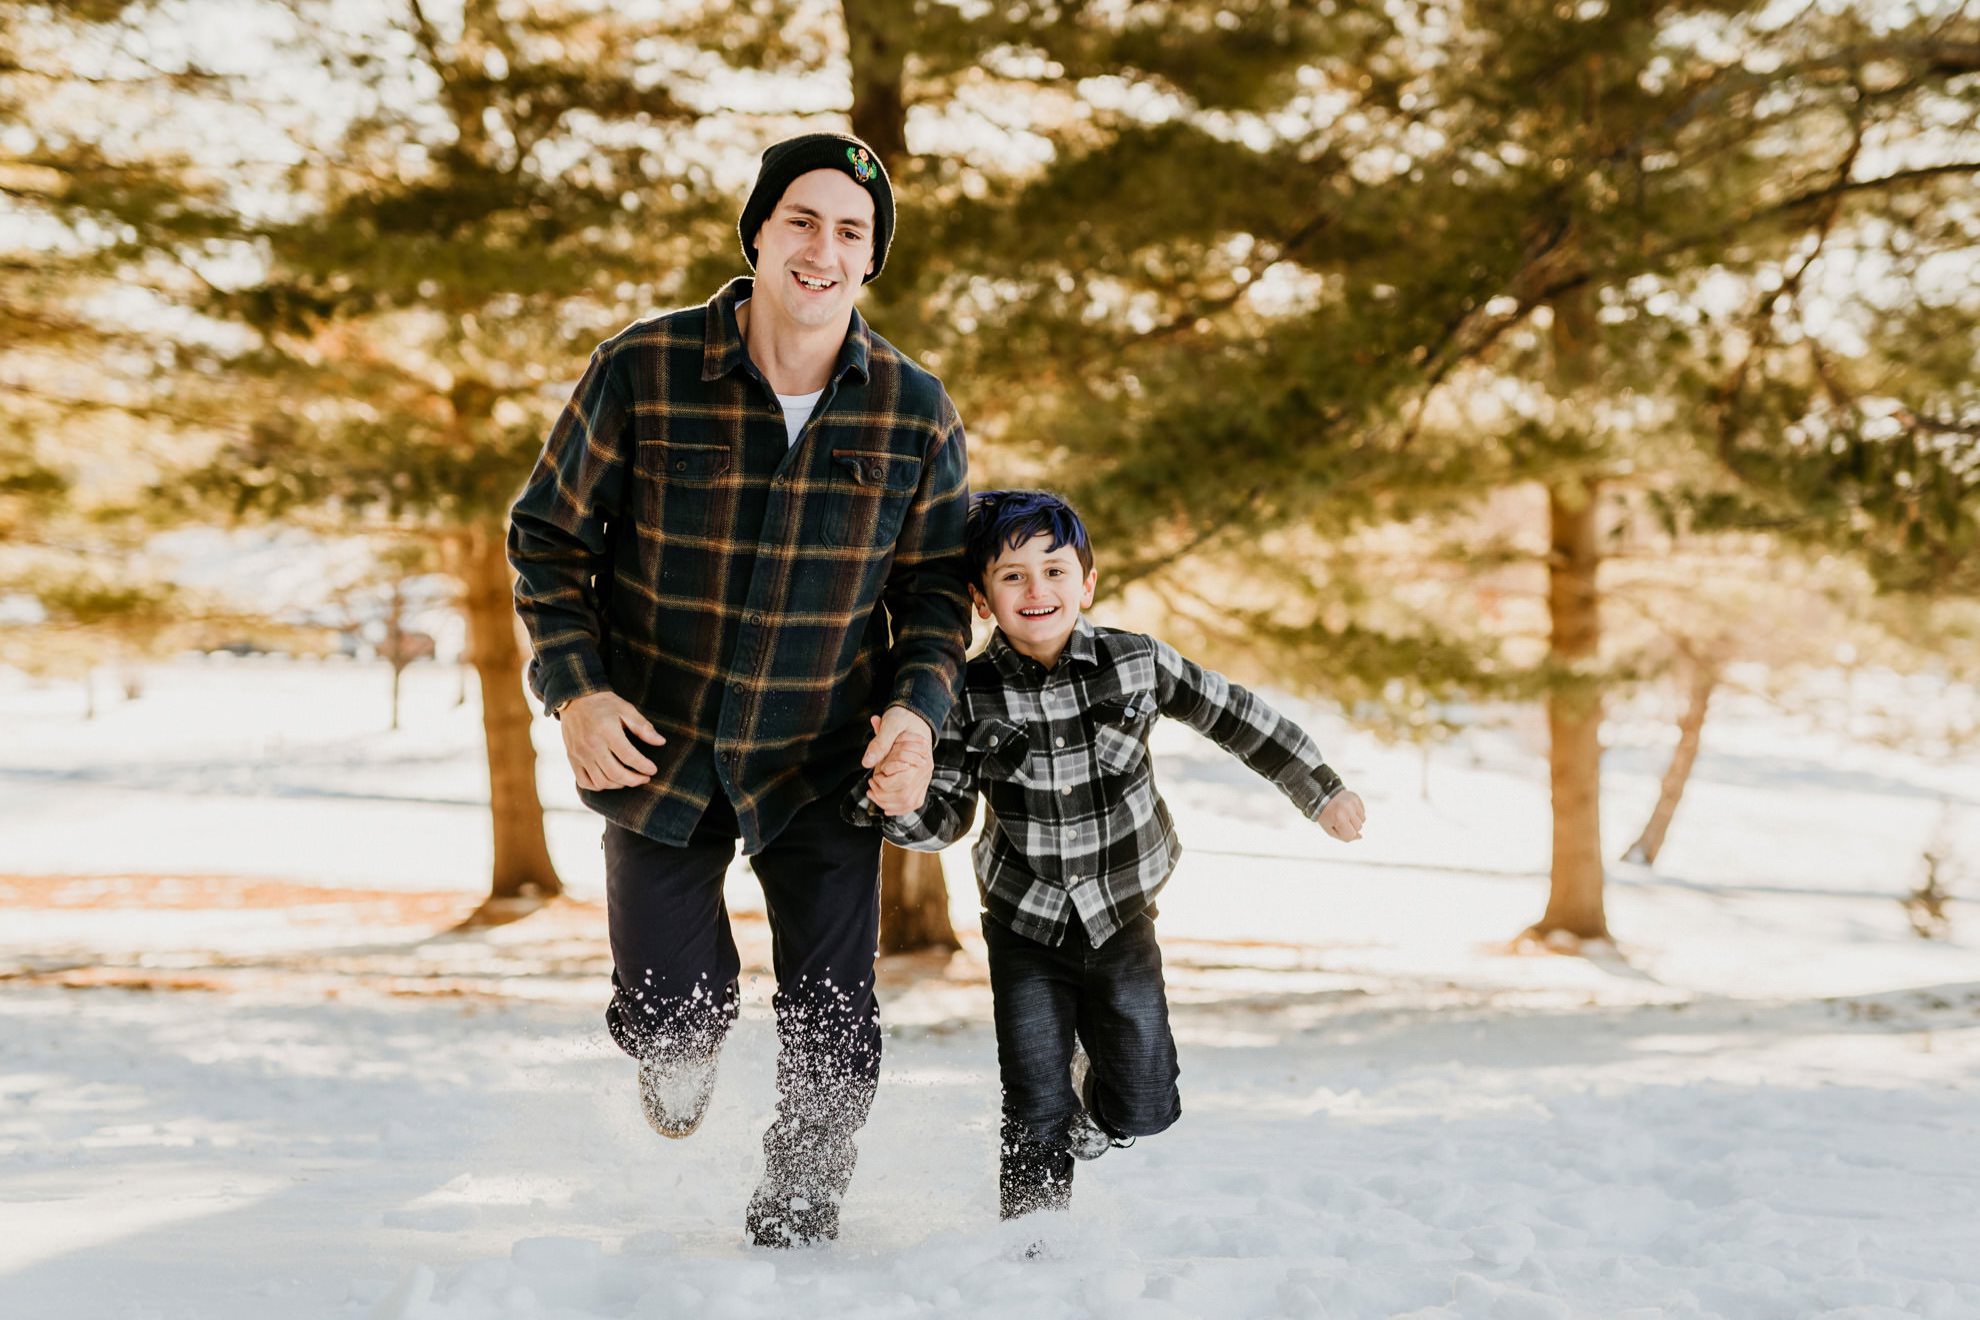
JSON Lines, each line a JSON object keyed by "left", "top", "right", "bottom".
{"left": 993, "top": 550, "right": 1083, "bottom": 569}
{"left": 780, "top": 202, "right": 871, "bottom": 232}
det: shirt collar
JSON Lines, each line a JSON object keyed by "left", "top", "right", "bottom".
{"left": 988, "top": 617, "right": 1098, "bottom": 682}
{"left": 701, "top": 276, "right": 873, "bottom": 386}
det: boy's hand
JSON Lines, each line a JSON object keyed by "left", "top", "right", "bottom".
{"left": 1318, "top": 791, "right": 1365, "bottom": 842}
{"left": 864, "top": 711, "right": 934, "bottom": 816}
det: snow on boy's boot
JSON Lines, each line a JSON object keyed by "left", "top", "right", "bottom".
{"left": 999, "top": 1115, "right": 1074, "bottom": 1219}
{"left": 637, "top": 1049, "right": 720, "bottom": 1139}
{"left": 1066, "top": 1042, "right": 1115, "bottom": 1161}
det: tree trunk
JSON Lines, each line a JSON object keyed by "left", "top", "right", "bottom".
{"left": 843, "top": 1, "right": 909, "bottom": 164}
{"left": 1530, "top": 479, "right": 1609, "bottom": 941}
{"left": 845, "top": 0, "right": 959, "bottom": 950}
{"left": 459, "top": 521, "right": 562, "bottom": 905}
{"left": 1622, "top": 660, "right": 1718, "bottom": 867}
{"left": 879, "top": 841, "right": 960, "bottom": 953}
{"left": 386, "top": 577, "right": 405, "bottom": 732}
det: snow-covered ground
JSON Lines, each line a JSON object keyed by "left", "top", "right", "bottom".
{"left": 2, "top": 657, "right": 1978, "bottom": 1320}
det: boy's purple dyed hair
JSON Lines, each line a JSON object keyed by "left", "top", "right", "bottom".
{"left": 964, "top": 489, "right": 1094, "bottom": 587}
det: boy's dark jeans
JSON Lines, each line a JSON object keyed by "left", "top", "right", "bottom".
{"left": 985, "top": 910, "right": 1182, "bottom": 1218}
{"left": 603, "top": 786, "right": 883, "bottom": 1219}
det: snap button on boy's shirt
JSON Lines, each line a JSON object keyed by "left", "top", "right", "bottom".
{"left": 858, "top": 617, "right": 1346, "bottom": 947}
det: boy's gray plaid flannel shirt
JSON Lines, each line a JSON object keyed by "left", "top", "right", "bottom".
{"left": 857, "top": 618, "right": 1346, "bottom": 947}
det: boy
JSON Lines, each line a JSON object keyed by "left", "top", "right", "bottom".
{"left": 853, "top": 489, "right": 1367, "bottom": 1219}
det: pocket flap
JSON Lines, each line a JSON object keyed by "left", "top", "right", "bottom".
{"left": 1095, "top": 691, "right": 1158, "bottom": 725}
{"left": 831, "top": 448, "right": 921, "bottom": 493}
{"left": 656, "top": 444, "right": 732, "bottom": 480}
{"left": 967, "top": 717, "right": 1027, "bottom": 756}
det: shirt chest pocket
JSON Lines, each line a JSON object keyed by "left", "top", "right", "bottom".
{"left": 1091, "top": 691, "right": 1158, "bottom": 776}
{"left": 637, "top": 439, "right": 735, "bottom": 538}
{"left": 967, "top": 717, "right": 1033, "bottom": 788}
{"left": 823, "top": 448, "right": 921, "bottom": 548}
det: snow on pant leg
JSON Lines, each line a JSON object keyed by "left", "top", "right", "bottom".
{"left": 746, "top": 791, "right": 884, "bottom": 1209}
{"left": 984, "top": 917, "right": 1082, "bottom": 1217}
{"left": 1075, "top": 911, "right": 1181, "bottom": 1140}
{"left": 601, "top": 805, "right": 743, "bottom": 1064}
{"left": 998, "top": 1114, "right": 1074, "bottom": 1220}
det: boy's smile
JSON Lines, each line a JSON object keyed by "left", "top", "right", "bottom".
{"left": 975, "top": 532, "right": 1098, "bottom": 669}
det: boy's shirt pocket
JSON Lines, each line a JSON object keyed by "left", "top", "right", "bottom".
{"left": 1090, "top": 691, "right": 1158, "bottom": 777}
{"left": 967, "top": 716, "right": 1034, "bottom": 787}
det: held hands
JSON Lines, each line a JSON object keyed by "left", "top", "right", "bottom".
{"left": 560, "top": 691, "right": 665, "bottom": 791}
{"left": 1318, "top": 790, "right": 1366, "bottom": 842}
{"left": 862, "top": 707, "right": 934, "bottom": 817}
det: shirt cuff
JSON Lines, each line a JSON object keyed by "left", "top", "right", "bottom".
{"left": 531, "top": 649, "right": 612, "bottom": 718}
{"left": 888, "top": 673, "right": 956, "bottom": 746}
{"left": 1303, "top": 766, "right": 1347, "bottom": 819}
{"left": 843, "top": 782, "right": 886, "bottom": 829}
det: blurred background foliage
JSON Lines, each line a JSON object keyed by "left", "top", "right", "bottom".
{"left": 3, "top": 0, "right": 1975, "bottom": 936}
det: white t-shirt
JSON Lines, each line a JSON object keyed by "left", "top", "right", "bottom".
{"left": 775, "top": 388, "right": 824, "bottom": 447}
{"left": 736, "top": 298, "right": 824, "bottom": 446}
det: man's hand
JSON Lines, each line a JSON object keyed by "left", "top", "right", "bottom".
{"left": 1318, "top": 791, "right": 1366, "bottom": 842}
{"left": 560, "top": 691, "right": 665, "bottom": 791}
{"left": 862, "top": 707, "right": 933, "bottom": 817}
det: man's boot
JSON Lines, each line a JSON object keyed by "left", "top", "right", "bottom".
{"left": 746, "top": 1110, "right": 858, "bottom": 1247}
{"left": 636, "top": 1048, "right": 721, "bottom": 1139}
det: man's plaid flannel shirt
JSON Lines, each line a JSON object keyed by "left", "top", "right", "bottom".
{"left": 858, "top": 618, "right": 1347, "bottom": 947}
{"left": 508, "top": 277, "right": 971, "bottom": 854}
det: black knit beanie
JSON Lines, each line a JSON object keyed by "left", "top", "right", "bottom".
{"left": 738, "top": 133, "right": 894, "bottom": 284}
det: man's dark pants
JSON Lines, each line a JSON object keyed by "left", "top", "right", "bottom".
{"left": 604, "top": 786, "right": 883, "bottom": 1223}
{"left": 985, "top": 910, "right": 1182, "bottom": 1218}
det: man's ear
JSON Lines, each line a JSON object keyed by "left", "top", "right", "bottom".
{"left": 1080, "top": 567, "right": 1098, "bottom": 609}
{"left": 970, "top": 586, "right": 992, "bottom": 620}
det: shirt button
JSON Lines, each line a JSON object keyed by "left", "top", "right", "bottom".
{"left": 1054, "top": 736, "right": 1065, "bottom": 748}
{"left": 1061, "top": 785, "right": 1072, "bottom": 796}
{"left": 988, "top": 736, "right": 999, "bottom": 747}
{"left": 673, "top": 459, "right": 687, "bottom": 472}
{"left": 746, "top": 612, "right": 762, "bottom": 625}
{"left": 867, "top": 463, "right": 884, "bottom": 480}
{"left": 1063, "top": 826, "right": 1076, "bottom": 839}
{"left": 721, "top": 750, "right": 735, "bottom": 763}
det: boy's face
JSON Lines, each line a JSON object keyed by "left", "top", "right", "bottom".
{"left": 974, "top": 532, "right": 1098, "bottom": 662}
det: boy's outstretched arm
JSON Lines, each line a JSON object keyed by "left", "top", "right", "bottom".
{"left": 1151, "top": 638, "right": 1365, "bottom": 839}
{"left": 846, "top": 708, "right": 981, "bottom": 850}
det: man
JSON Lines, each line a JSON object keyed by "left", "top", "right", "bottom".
{"left": 507, "top": 132, "right": 969, "bottom": 1248}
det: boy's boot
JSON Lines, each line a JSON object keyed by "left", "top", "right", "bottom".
{"left": 637, "top": 1048, "right": 721, "bottom": 1139}
{"left": 1066, "top": 1042, "right": 1116, "bottom": 1161}
{"left": 999, "top": 1114, "right": 1074, "bottom": 1219}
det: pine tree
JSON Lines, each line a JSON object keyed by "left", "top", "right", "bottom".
{"left": 178, "top": 0, "right": 761, "bottom": 913}
{"left": 1, "top": 1, "right": 236, "bottom": 706}
{"left": 875, "top": 0, "right": 1979, "bottom": 944}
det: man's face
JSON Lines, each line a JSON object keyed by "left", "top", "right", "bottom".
{"left": 973, "top": 532, "right": 1098, "bottom": 661}
{"left": 751, "top": 168, "right": 876, "bottom": 332}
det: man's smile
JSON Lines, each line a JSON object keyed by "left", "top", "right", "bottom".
{"left": 792, "top": 271, "right": 837, "bottom": 291}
